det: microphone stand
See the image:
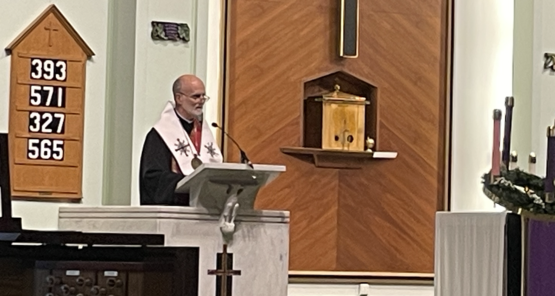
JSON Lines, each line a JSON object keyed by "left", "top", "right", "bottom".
{"left": 240, "top": 150, "right": 253, "bottom": 169}
{"left": 212, "top": 123, "right": 253, "bottom": 168}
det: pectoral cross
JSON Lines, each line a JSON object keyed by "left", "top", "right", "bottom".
{"left": 207, "top": 244, "right": 241, "bottom": 296}
{"left": 44, "top": 21, "right": 59, "bottom": 47}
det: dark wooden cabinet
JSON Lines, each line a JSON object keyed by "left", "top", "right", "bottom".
{"left": 0, "top": 243, "right": 199, "bottom": 296}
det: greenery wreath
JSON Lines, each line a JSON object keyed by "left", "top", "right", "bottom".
{"left": 482, "top": 167, "right": 555, "bottom": 220}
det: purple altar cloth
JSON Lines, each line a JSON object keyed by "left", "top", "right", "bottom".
{"left": 527, "top": 219, "right": 555, "bottom": 296}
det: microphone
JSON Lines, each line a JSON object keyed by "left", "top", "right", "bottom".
{"left": 211, "top": 122, "right": 253, "bottom": 168}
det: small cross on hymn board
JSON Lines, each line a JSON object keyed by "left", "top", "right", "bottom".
{"left": 207, "top": 244, "right": 241, "bottom": 296}
{"left": 44, "top": 21, "right": 59, "bottom": 47}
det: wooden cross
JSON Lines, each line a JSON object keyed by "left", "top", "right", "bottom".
{"left": 44, "top": 21, "right": 59, "bottom": 47}
{"left": 207, "top": 244, "right": 241, "bottom": 296}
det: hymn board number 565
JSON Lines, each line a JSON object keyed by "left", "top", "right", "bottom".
{"left": 27, "top": 58, "right": 67, "bottom": 161}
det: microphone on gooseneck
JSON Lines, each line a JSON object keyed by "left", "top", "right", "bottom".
{"left": 211, "top": 122, "right": 253, "bottom": 168}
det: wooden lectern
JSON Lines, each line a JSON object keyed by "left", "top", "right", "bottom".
{"left": 176, "top": 163, "right": 285, "bottom": 209}
{"left": 175, "top": 163, "right": 285, "bottom": 235}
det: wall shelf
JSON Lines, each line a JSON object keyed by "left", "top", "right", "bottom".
{"left": 280, "top": 147, "right": 397, "bottom": 169}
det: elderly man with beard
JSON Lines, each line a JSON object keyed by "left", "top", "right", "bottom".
{"left": 139, "top": 74, "right": 223, "bottom": 206}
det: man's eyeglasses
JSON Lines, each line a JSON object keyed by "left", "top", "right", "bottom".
{"left": 178, "top": 92, "right": 210, "bottom": 102}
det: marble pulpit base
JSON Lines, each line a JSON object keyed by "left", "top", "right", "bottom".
{"left": 58, "top": 206, "right": 289, "bottom": 296}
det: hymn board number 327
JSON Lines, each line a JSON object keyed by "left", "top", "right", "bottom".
{"left": 6, "top": 5, "right": 94, "bottom": 201}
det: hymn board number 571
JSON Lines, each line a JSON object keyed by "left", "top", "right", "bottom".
{"left": 6, "top": 5, "right": 94, "bottom": 201}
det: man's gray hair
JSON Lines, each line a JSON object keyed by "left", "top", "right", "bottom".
{"left": 172, "top": 78, "right": 181, "bottom": 96}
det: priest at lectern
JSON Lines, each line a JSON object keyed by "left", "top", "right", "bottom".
{"left": 139, "top": 74, "right": 223, "bottom": 206}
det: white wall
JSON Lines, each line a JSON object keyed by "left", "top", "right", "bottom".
{"left": 450, "top": 0, "right": 514, "bottom": 211}
{"left": 288, "top": 284, "right": 433, "bottom": 296}
{"left": 195, "top": 0, "right": 224, "bottom": 123}
{"left": 0, "top": 0, "right": 109, "bottom": 230}
{"left": 129, "top": 0, "right": 224, "bottom": 205}
{"left": 511, "top": 0, "right": 534, "bottom": 170}
{"left": 453, "top": 0, "right": 555, "bottom": 203}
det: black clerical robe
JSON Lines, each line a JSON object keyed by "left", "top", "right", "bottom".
{"left": 139, "top": 115, "right": 193, "bottom": 206}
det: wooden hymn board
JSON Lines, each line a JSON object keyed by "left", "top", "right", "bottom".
{"left": 5, "top": 5, "right": 94, "bottom": 201}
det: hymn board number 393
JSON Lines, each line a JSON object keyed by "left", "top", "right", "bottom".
{"left": 6, "top": 5, "right": 94, "bottom": 201}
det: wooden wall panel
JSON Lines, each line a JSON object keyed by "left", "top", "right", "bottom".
{"left": 226, "top": 0, "right": 447, "bottom": 274}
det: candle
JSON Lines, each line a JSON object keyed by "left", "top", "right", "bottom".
{"left": 492, "top": 109, "right": 502, "bottom": 181}
{"left": 546, "top": 125, "right": 555, "bottom": 203}
{"left": 502, "top": 96, "right": 514, "bottom": 167}
{"left": 509, "top": 151, "right": 518, "bottom": 170}
{"left": 529, "top": 152, "right": 537, "bottom": 174}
